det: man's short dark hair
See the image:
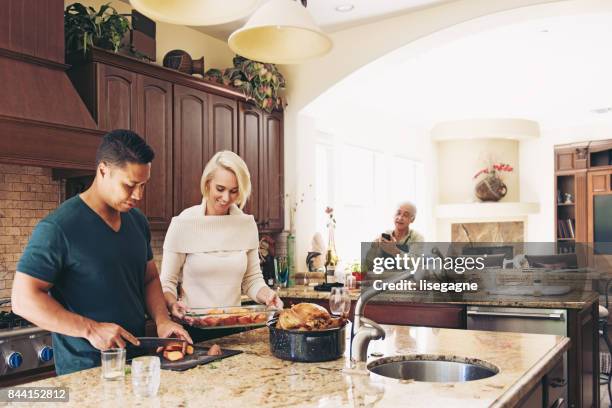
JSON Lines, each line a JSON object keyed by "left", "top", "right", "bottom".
{"left": 96, "top": 129, "right": 155, "bottom": 167}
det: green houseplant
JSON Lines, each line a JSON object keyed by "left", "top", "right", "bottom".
{"left": 64, "top": 2, "right": 130, "bottom": 55}
{"left": 204, "top": 56, "right": 286, "bottom": 113}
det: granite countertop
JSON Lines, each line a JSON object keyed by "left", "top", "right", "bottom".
{"left": 277, "top": 286, "right": 599, "bottom": 309}
{"left": 16, "top": 325, "right": 569, "bottom": 407}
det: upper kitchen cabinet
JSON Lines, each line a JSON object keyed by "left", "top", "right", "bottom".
{"left": 138, "top": 75, "right": 173, "bottom": 229}
{"left": 208, "top": 94, "right": 239, "bottom": 161}
{"left": 238, "top": 102, "right": 264, "bottom": 224}
{"left": 262, "top": 111, "right": 284, "bottom": 231}
{"left": 97, "top": 64, "right": 138, "bottom": 131}
{"left": 238, "top": 103, "right": 284, "bottom": 232}
{"left": 173, "top": 84, "right": 209, "bottom": 214}
{"left": 67, "top": 49, "right": 284, "bottom": 232}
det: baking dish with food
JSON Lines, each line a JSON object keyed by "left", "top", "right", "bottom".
{"left": 178, "top": 305, "right": 275, "bottom": 329}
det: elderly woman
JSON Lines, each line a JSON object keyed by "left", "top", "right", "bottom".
{"left": 160, "top": 151, "right": 282, "bottom": 340}
{"left": 365, "top": 201, "right": 424, "bottom": 271}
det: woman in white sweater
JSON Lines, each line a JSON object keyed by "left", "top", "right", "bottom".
{"left": 160, "top": 151, "right": 283, "bottom": 340}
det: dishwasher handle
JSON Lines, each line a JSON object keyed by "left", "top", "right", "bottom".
{"left": 466, "top": 310, "right": 564, "bottom": 320}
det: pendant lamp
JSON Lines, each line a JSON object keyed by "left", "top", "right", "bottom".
{"left": 228, "top": 0, "right": 332, "bottom": 64}
{"left": 129, "top": 0, "right": 261, "bottom": 26}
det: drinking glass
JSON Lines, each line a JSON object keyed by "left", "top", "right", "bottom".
{"left": 275, "top": 256, "right": 289, "bottom": 288}
{"left": 101, "top": 348, "right": 126, "bottom": 380}
{"left": 329, "top": 287, "right": 351, "bottom": 317}
{"left": 131, "top": 356, "right": 161, "bottom": 397}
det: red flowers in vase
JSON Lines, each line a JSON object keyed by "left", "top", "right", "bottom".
{"left": 473, "top": 163, "right": 514, "bottom": 180}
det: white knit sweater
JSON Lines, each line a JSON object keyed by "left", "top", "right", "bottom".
{"left": 160, "top": 203, "right": 267, "bottom": 308}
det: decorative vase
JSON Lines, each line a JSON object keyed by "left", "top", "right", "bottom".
{"left": 475, "top": 174, "right": 507, "bottom": 202}
{"left": 162, "top": 50, "right": 205, "bottom": 76}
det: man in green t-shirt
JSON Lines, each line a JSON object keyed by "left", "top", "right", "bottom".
{"left": 12, "top": 129, "right": 192, "bottom": 375}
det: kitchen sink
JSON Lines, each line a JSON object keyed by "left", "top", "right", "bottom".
{"left": 367, "top": 355, "right": 499, "bottom": 382}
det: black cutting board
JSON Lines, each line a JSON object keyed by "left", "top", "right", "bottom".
{"left": 158, "top": 346, "right": 242, "bottom": 371}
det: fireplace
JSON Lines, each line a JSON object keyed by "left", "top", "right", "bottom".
{"left": 451, "top": 221, "right": 524, "bottom": 243}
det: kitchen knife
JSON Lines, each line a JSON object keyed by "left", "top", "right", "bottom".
{"left": 133, "top": 337, "right": 187, "bottom": 349}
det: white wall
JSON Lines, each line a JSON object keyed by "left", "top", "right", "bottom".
{"left": 69, "top": 0, "right": 235, "bottom": 70}
{"left": 283, "top": 0, "right": 565, "bottom": 271}
{"left": 437, "top": 139, "right": 520, "bottom": 204}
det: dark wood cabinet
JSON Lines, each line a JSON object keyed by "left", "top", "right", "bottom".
{"left": 262, "top": 111, "right": 284, "bottom": 231}
{"left": 238, "top": 102, "right": 264, "bottom": 223}
{"left": 173, "top": 84, "right": 209, "bottom": 214}
{"left": 567, "top": 303, "right": 599, "bottom": 408}
{"left": 208, "top": 94, "right": 238, "bottom": 161}
{"left": 237, "top": 104, "right": 284, "bottom": 231}
{"left": 97, "top": 64, "right": 138, "bottom": 131}
{"left": 67, "top": 49, "right": 284, "bottom": 232}
{"left": 137, "top": 75, "right": 173, "bottom": 229}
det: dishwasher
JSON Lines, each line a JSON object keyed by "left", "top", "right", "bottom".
{"left": 467, "top": 306, "right": 568, "bottom": 407}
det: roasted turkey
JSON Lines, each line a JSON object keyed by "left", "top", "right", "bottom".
{"left": 277, "top": 302, "right": 345, "bottom": 331}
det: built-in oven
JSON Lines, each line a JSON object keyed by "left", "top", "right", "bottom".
{"left": 467, "top": 306, "right": 568, "bottom": 407}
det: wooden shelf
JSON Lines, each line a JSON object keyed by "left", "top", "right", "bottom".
{"left": 557, "top": 238, "right": 575, "bottom": 241}
{"left": 557, "top": 203, "right": 575, "bottom": 206}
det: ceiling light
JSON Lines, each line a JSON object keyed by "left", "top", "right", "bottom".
{"left": 228, "top": 0, "right": 333, "bottom": 64}
{"left": 335, "top": 4, "right": 354, "bottom": 12}
{"left": 129, "top": 0, "right": 261, "bottom": 26}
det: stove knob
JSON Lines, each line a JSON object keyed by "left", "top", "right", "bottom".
{"left": 7, "top": 352, "right": 23, "bottom": 369}
{"left": 38, "top": 346, "right": 53, "bottom": 363}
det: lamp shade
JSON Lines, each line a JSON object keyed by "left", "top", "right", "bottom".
{"left": 129, "top": 0, "right": 261, "bottom": 26}
{"left": 228, "top": 0, "right": 332, "bottom": 64}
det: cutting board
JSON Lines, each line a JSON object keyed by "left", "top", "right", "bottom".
{"left": 158, "top": 346, "right": 242, "bottom": 371}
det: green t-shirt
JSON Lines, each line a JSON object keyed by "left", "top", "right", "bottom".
{"left": 17, "top": 195, "right": 153, "bottom": 375}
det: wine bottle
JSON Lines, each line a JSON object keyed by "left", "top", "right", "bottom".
{"left": 325, "top": 228, "right": 339, "bottom": 284}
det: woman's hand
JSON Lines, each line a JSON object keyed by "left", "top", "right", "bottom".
{"left": 257, "top": 287, "right": 284, "bottom": 309}
{"left": 169, "top": 300, "right": 189, "bottom": 319}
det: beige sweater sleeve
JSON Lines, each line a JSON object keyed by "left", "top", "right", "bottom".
{"left": 160, "top": 250, "right": 186, "bottom": 298}
{"left": 241, "top": 248, "right": 268, "bottom": 301}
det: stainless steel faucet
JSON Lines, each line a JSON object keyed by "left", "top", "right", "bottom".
{"left": 350, "top": 270, "right": 415, "bottom": 362}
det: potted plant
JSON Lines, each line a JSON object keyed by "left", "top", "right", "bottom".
{"left": 473, "top": 162, "right": 513, "bottom": 202}
{"left": 204, "top": 56, "right": 286, "bottom": 113}
{"left": 64, "top": 2, "right": 130, "bottom": 55}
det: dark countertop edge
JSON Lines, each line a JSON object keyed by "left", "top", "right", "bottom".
{"left": 493, "top": 337, "right": 571, "bottom": 407}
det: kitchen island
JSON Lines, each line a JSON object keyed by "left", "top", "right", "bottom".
{"left": 10, "top": 324, "right": 569, "bottom": 407}
{"left": 279, "top": 286, "right": 599, "bottom": 408}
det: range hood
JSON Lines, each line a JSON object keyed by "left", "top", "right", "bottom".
{"left": 0, "top": 0, "right": 104, "bottom": 170}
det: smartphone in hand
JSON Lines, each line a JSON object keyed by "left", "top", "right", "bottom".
{"left": 381, "top": 233, "right": 391, "bottom": 240}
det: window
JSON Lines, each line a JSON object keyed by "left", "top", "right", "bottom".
{"left": 315, "top": 141, "right": 425, "bottom": 263}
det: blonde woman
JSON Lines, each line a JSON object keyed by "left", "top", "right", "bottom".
{"left": 160, "top": 151, "right": 283, "bottom": 341}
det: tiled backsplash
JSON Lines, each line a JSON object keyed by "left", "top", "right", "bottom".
{"left": 0, "top": 164, "right": 61, "bottom": 299}
{"left": 0, "top": 164, "right": 166, "bottom": 299}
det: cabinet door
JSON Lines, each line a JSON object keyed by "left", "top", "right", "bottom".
{"left": 262, "top": 111, "right": 284, "bottom": 231}
{"left": 173, "top": 84, "right": 209, "bottom": 213}
{"left": 137, "top": 75, "right": 173, "bottom": 229}
{"left": 207, "top": 94, "right": 238, "bottom": 162}
{"left": 238, "top": 102, "right": 263, "bottom": 223}
{"left": 97, "top": 64, "right": 138, "bottom": 131}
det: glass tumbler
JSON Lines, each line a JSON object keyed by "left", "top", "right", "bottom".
{"left": 101, "top": 348, "right": 126, "bottom": 380}
{"left": 131, "top": 356, "right": 161, "bottom": 397}
{"left": 329, "top": 287, "right": 351, "bottom": 317}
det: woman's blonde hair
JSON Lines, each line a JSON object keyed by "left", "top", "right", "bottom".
{"left": 200, "top": 151, "right": 251, "bottom": 209}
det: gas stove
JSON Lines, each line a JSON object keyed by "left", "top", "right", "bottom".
{"left": 0, "top": 304, "right": 53, "bottom": 378}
